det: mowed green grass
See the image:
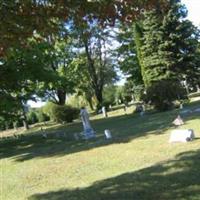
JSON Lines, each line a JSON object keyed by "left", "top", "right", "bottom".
{"left": 1, "top": 102, "right": 200, "bottom": 200}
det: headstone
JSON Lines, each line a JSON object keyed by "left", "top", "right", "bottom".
{"left": 169, "top": 129, "right": 195, "bottom": 143}
{"left": 140, "top": 111, "right": 145, "bottom": 116}
{"left": 41, "top": 127, "right": 47, "bottom": 138}
{"left": 172, "top": 115, "right": 184, "bottom": 126}
{"left": 102, "top": 106, "right": 108, "bottom": 118}
{"left": 42, "top": 132, "right": 47, "bottom": 138}
{"left": 124, "top": 102, "right": 128, "bottom": 114}
{"left": 80, "top": 107, "right": 95, "bottom": 139}
{"left": 196, "top": 85, "right": 200, "bottom": 92}
{"left": 73, "top": 133, "right": 80, "bottom": 140}
{"left": 141, "top": 104, "right": 145, "bottom": 116}
{"left": 104, "top": 129, "right": 112, "bottom": 139}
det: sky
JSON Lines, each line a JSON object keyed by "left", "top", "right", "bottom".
{"left": 182, "top": 0, "right": 200, "bottom": 26}
{"left": 28, "top": 0, "right": 200, "bottom": 108}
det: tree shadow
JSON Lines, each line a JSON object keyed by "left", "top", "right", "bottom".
{"left": 28, "top": 149, "right": 200, "bottom": 200}
{"left": 0, "top": 104, "right": 199, "bottom": 162}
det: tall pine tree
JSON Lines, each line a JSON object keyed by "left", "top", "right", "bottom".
{"left": 139, "top": 0, "right": 200, "bottom": 110}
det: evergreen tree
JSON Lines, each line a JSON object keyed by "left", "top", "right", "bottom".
{"left": 141, "top": 9, "right": 164, "bottom": 87}
{"left": 161, "top": 0, "right": 200, "bottom": 88}
{"left": 139, "top": 0, "right": 200, "bottom": 110}
{"left": 117, "top": 23, "right": 143, "bottom": 86}
{"left": 116, "top": 22, "right": 144, "bottom": 100}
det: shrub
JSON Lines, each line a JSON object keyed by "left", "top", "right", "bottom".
{"left": 143, "top": 80, "right": 187, "bottom": 111}
{"left": 51, "top": 104, "right": 79, "bottom": 123}
{"left": 36, "top": 110, "right": 50, "bottom": 122}
{"left": 27, "top": 111, "right": 38, "bottom": 124}
{"left": 103, "top": 85, "right": 117, "bottom": 106}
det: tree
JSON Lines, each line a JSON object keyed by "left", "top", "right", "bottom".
{"left": 0, "top": 0, "right": 169, "bottom": 118}
{"left": 116, "top": 22, "right": 144, "bottom": 100}
{"left": 69, "top": 56, "right": 96, "bottom": 110}
{"left": 73, "top": 21, "right": 118, "bottom": 110}
{"left": 161, "top": 0, "right": 200, "bottom": 88}
{"left": 0, "top": 0, "right": 168, "bottom": 55}
{"left": 140, "top": 0, "right": 200, "bottom": 110}
{"left": 0, "top": 40, "right": 55, "bottom": 129}
{"left": 44, "top": 35, "right": 77, "bottom": 105}
{"left": 141, "top": 0, "right": 200, "bottom": 86}
{"left": 103, "top": 85, "right": 117, "bottom": 106}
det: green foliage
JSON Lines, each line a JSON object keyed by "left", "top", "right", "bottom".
{"left": 0, "top": 40, "right": 55, "bottom": 119}
{"left": 1, "top": 0, "right": 166, "bottom": 56}
{"left": 36, "top": 110, "right": 50, "bottom": 123}
{"left": 42, "top": 102, "right": 55, "bottom": 119}
{"left": 116, "top": 22, "right": 144, "bottom": 88}
{"left": 141, "top": 9, "right": 165, "bottom": 87}
{"left": 103, "top": 85, "right": 117, "bottom": 106}
{"left": 27, "top": 111, "right": 38, "bottom": 125}
{"left": 115, "top": 86, "right": 124, "bottom": 104}
{"left": 122, "top": 82, "right": 134, "bottom": 103}
{"left": 44, "top": 36, "right": 78, "bottom": 105}
{"left": 0, "top": 117, "right": 6, "bottom": 131}
{"left": 67, "top": 95, "right": 89, "bottom": 109}
{"left": 137, "top": 0, "right": 200, "bottom": 110}
{"left": 141, "top": 1, "right": 200, "bottom": 88}
{"left": 143, "top": 80, "right": 186, "bottom": 111}
{"left": 72, "top": 22, "right": 118, "bottom": 110}
{"left": 45, "top": 103, "right": 79, "bottom": 123}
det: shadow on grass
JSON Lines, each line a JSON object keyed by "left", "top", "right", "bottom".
{"left": 0, "top": 103, "right": 199, "bottom": 162}
{"left": 28, "top": 149, "right": 200, "bottom": 200}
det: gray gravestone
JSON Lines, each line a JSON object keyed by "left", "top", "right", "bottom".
{"left": 80, "top": 108, "right": 95, "bottom": 139}
{"left": 102, "top": 106, "right": 108, "bottom": 118}
{"left": 104, "top": 129, "right": 112, "bottom": 139}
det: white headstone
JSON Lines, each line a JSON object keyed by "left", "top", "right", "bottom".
{"left": 102, "top": 106, "right": 108, "bottom": 118}
{"left": 104, "top": 129, "right": 112, "bottom": 139}
{"left": 169, "top": 129, "right": 195, "bottom": 143}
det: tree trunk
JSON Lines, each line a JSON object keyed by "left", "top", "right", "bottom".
{"left": 86, "top": 96, "right": 94, "bottom": 111}
{"left": 57, "top": 89, "right": 66, "bottom": 105}
{"left": 23, "top": 119, "right": 29, "bottom": 130}
{"left": 21, "top": 106, "right": 29, "bottom": 130}
{"left": 95, "top": 88, "right": 103, "bottom": 111}
{"left": 84, "top": 39, "right": 104, "bottom": 111}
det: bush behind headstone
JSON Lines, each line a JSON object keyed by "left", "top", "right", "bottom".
{"left": 51, "top": 104, "right": 79, "bottom": 123}
{"left": 36, "top": 110, "right": 50, "bottom": 122}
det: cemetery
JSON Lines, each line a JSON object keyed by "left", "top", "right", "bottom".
{"left": 1, "top": 0, "right": 200, "bottom": 200}
{"left": 1, "top": 99, "right": 200, "bottom": 200}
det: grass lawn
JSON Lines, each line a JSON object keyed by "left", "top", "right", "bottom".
{"left": 1, "top": 101, "right": 200, "bottom": 200}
